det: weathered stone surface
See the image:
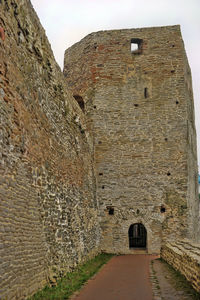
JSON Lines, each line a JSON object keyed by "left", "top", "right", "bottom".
{"left": 161, "top": 240, "right": 200, "bottom": 293}
{"left": 0, "top": 0, "right": 99, "bottom": 299}
{"left": 64, "top": 26, "right": 199, "bottom": 254}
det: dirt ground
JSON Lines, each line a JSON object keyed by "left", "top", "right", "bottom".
{"left": 150, "top": 258, "right": 199, "bottom": 300}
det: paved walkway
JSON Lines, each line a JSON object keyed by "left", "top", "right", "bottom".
{"left": 72, "top": 255, "right": 157, "bottom": 300}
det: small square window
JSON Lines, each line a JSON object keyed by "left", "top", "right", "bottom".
{"left": 131, "top": 38, "right": 143, "bottom": 54}
{"left": 160, "top": 205, "right": 166, "bottom": 213}
{"left": 131, "top": 43, "right": 138, "bottom": 52}
{"left": 107, "top": 206, "right": 114, "bottom": 215}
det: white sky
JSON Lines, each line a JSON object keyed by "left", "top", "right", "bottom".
{"left": 31, "top": 0, "right": 200, "bottom": 169}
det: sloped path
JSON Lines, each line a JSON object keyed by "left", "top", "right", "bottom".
{"left": 71, "top": 254, "right": 157, "bottom": 300}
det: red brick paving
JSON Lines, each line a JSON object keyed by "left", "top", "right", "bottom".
{"left": 73, "top": 254, "right": 158, "bottom": 300}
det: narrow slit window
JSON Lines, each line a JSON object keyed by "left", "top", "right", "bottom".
{"left": 131, "top": 38, "right": 143, "bottom": 54}
{"left": 73, "top": 95, "right": 85, "bottom": 112}
{"left": 144, "top": 87, "right": 148, "bottom": 98}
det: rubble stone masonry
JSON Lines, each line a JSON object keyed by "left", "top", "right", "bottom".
{"left": 0, "top": 0, "right": 99, "bottom": 299}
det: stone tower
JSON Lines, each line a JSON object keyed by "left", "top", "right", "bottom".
{"left": 64, "top": 25, "right": 199, "bottom": 254}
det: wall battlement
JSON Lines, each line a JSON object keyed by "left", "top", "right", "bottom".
{"left": 0, "top": 0, "right": 199, "bottom": 298}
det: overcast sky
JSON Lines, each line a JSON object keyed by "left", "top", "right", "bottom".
{"left": 31, "top": 0, "right": 200, "bottom": 168}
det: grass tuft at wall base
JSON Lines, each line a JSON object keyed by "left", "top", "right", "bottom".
{"left": 29, "top": 253, "right": 114, "bottom": 300}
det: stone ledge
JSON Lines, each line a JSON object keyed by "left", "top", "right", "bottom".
{"left": 161, "top": 240, "right": 200, "bottom": 293}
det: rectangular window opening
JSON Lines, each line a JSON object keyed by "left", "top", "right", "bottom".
{"left": 107, "top": 206, "right": 114, "bottom": 215}
{"left": 131, "top": 38, "right": 143, "bottom": 54}
{"left": 131, "top": 43, "right": 139, "bottom": 52}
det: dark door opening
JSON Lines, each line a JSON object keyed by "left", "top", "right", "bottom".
{"left": 128, "top": 223, "right": 147, "bottom": 248}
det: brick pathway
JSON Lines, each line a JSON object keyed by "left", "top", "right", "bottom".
{"left": 71, "top": 255, "right": 157, "bottom": 300}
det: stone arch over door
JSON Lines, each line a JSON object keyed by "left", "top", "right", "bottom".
{"left": 128, "top": 223, "right": 147, "bottom": 249}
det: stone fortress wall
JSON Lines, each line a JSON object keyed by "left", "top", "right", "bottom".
{"left": 0, "top": 1, "right": 100, "bottom": 299}
{"left": 0, "top": 0, "right": 200, "bottom": 298}
{"left": 64, "top": 26, "right": 199, "bottom": 254}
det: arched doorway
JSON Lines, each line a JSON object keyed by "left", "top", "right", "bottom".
{"left": 128, "top": 223, "right": 147, "bottom": 248}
